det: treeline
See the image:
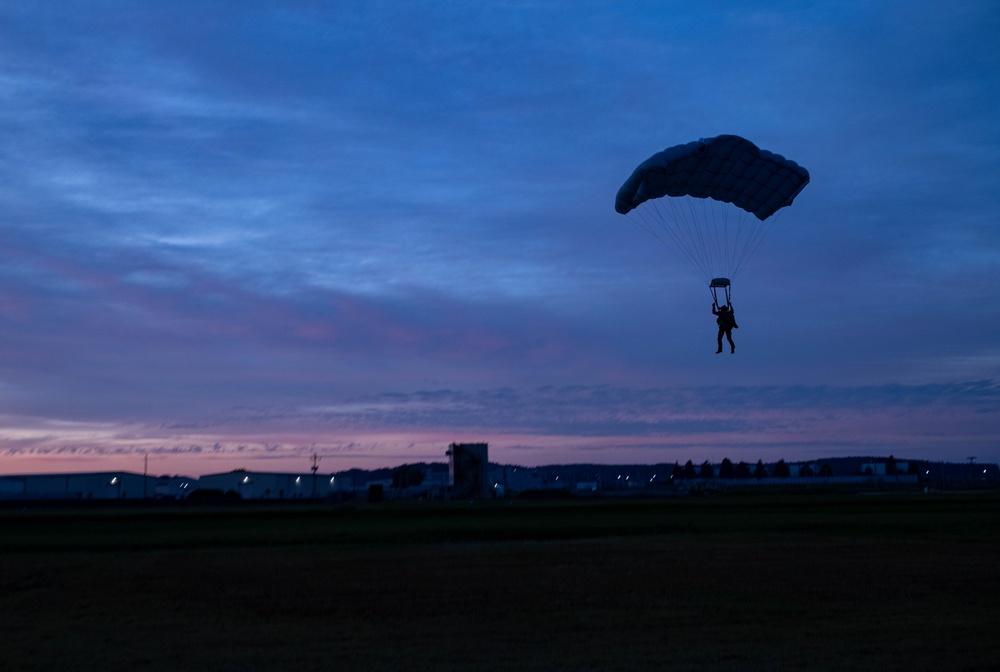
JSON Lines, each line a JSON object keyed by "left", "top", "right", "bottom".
{"left": 668, "top": 456, "right": 920, "bottom": 480}
{"left": 669, "top": 458, "right": 830, "bottom": 480}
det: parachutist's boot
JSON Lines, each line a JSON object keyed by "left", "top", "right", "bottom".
{"left": 716, "top": 347, "right": 723, "bottom": 354}
{"left": 731, "top": 345, "right": 735, "bottom": 354}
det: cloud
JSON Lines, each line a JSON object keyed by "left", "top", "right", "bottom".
{"left": 289, "top": 381, "right": 1000, "bottom": 431}
{"left": 2, "top": 379, "right": 997, "bottom": 474}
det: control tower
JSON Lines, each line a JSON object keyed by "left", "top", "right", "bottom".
{"left": 446, "top": 442, "right": 489, "bottom": 500}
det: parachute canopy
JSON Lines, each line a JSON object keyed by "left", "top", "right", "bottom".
{"left": 615, "top": 135, "right": 809, "bottom": 221}
{"left": 615, "top": 135, "right": 810, "bottom": 288}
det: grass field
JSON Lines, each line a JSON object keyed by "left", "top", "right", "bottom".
{"left": 2, "top": 492, "right": 999, "bottom": 671}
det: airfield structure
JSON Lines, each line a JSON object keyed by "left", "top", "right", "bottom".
{"left": 447, "top": 442, "right": 489, "bottom": 500}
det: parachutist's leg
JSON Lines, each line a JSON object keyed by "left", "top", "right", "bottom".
{"left": 716, "top": 329, "right": 724, "bottom": 354}
{"left": 726, "top": 329, "right": 735, "bottom": 353}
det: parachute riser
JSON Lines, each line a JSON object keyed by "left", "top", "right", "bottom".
{"left": 709, "top": 277, "right": 731, "bottom": 308}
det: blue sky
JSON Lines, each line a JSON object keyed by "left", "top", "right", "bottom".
{"left": 2, "top": 1, "right": 998, "bottom": 476}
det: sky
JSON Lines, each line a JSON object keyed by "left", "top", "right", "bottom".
{"left": 1, "top": 1, "right": 999, "bottom": 477}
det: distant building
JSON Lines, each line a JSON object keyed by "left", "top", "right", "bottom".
{"left": 489, "top": 464, "right": 544, "bottom": 495}
{"left": 154, "top": 475, "right": 198, "bottom": 499}
{"left": 447, "top": 442, "right": 489, "bottom": 499}
{"left": 198, "top": 471, "right": 337, "bottom": 499}
{"left": 788, "top": 463, "right": 820, "bottom": 477}
{"left": 0, "top": 472, "right": 156, "bottom": 501}
{"left": 860, "top": 460, "right": 910, "bottom": 477}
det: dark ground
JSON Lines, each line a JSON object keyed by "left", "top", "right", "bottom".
{"left": 2, "top": 492, "right": 998, "bottom": 671}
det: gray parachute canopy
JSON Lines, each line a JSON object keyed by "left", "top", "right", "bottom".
{"left": 614, "top": 135, "right": 810, "bottom": 220}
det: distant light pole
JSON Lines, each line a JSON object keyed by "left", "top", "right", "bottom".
{"left": 311, "top": 453, "right": 321, "bottom": 498}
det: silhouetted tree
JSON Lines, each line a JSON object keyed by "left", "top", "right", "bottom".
{"left": 671, "top": 462, "right": 684, "bottom": 480}
{"left": 699, "top": 461, "right": 714, "bottom": 479}
{"left": 773, "top": 460, "right": 791, "bottom": 478}
{"left": 718, "top": 458, "right": 735, "bottom": 479}
{"left": 683, "top": 460, "right": 697, "bottom": 480}
{"left": 799, "top": 464, "right": 814, "bottom": 477}
{"left": 754, "top": 460, "right": 768, "bottom": 480}
{"left": 819, "top": 464, "right": 834, "bottom": 477}
{"left": 886, "top": 455, "right": 898, "bottom": 476}
{"left": 735, "top": 461, "right": 752, "bottom": 479}
{"left": 392, "top": 464, "right": 426, "bottom": 489}
{"left": 907, "top": 461, "right": 920, "bottom": 475}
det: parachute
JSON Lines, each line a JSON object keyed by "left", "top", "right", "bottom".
{"left": 615, "top": 134, "right": 809, "bottom": 305}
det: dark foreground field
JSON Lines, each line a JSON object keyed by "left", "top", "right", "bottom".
{"left": 2, "top": 492, "right": 999, "bottom": 672}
